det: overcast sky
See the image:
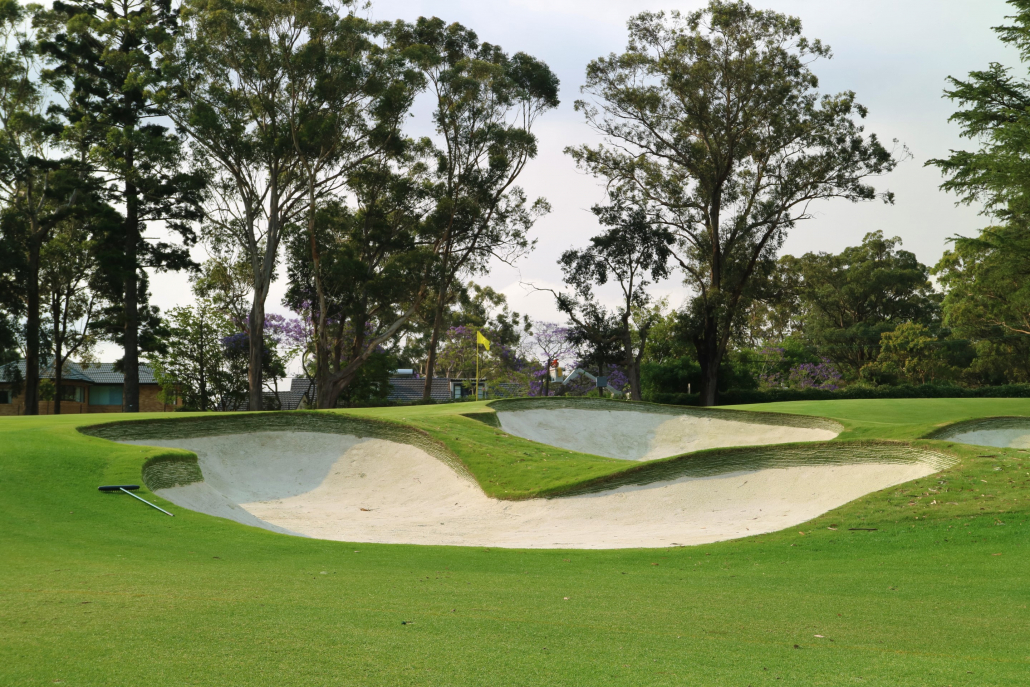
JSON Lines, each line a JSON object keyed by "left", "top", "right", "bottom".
{"left": 132, "top": 0, "right": 1022, "bottom": 371}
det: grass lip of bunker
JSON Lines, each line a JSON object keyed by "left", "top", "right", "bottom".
{"left": 926, "top": 415, "right": 1030, "bottom": 449}
{"left": 77, "top": 408, "right": 954, "bottom": 549}
{"left": 489, "top": 397, "right": 844, "bottom": 461}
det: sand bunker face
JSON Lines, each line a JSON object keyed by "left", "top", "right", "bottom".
{"left": 942, "top": 419, "right": 1030, "bottom": 449}
{"left": 495, "top": 408, "right": 839, "bottom": 461}
{"left": 125, "top": 431, "right": 938, "bottom": 549}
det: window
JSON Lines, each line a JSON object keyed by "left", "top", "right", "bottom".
{"left": 60, "top": 385, "right": 85, "bottom": 403}
{"left": 89, "top": 385, "right": 122, "bottom": 406}
{"left": 0, "top": 389, "right": 10, "bottom": 404}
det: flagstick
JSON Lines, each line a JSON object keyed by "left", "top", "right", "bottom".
{"left": 476, "top": 331, "right": 480, "bottom": 401}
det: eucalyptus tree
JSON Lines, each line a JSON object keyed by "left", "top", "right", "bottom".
{"left": 553, "top": 202, "right": 674, "bottom": 401}
{"left": 391, "top": 18, "right": 559, "bottom": 401}
{"left": 284, "top": 148, "right": 437, "bottom": 409}
{"left": 40, "top": 0, "right": 205, "bottom": 412}
{"left": 283, "top": 4, "right": 431, "bottom": 409}
{"left": 0, "top": 1, "right": 82, "bottom": 414}
{"left": 169, "top": 0, "right": 406, "bottom": 411}
{"left": 567, "top": 1, "right": 897, "bottom": 405}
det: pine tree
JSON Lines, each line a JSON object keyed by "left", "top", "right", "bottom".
{"left": 40, "top": 0, "right": 205, "bottom": 411}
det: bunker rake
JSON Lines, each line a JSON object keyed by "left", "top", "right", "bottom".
{"left": 98, "top": 485, "right": 174, "bottom": 516}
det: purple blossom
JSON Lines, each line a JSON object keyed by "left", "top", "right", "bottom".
{"left": 758, "top": 348, "right": 842, "bottom": 391}
{"left": 528, "top": 322, "right": 575, "bottom": 368}
{"left": 265, "top": 313, "right": 308, "bottom": 349}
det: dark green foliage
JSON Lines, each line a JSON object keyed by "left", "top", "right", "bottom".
{"left": 447, "top": 283, "right": 530, "bottom": 350}
{"left": 776, "top": 231, "right": 940, "bottom": 379}
{"left": 0, "top": 2, "right": 90, "bottom": 414}
{"left": 649, "top": 383, "right": 1030, "bottom": 407}
{"left": 333, "top": 350, "right": 396, "bottom": 408}
{"left": 283, "top": 155, "right": 434, "bottom": 408}
{"left": 918, "top": 1, "right": 1030, "bottom": 389}
{"left": 641, "top": 356, "right": 757, "bottom": 402}
{"left": 935, "top": 224, "right": 1030, "bottom": 384}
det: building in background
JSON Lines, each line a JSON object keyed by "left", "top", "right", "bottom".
{"left": 0, "top": 361, "right": 179, "bottom": 415}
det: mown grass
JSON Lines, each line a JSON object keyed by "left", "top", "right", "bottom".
{"left": 731, "top": 397, "right": 1030, "bottom": 440}
{"left": 1, "top": 399, "right": 1029, "bottom": 686}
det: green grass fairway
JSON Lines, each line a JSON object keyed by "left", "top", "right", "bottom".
{"left": 2, "top": 399, "right": 1029, "bottom": 686}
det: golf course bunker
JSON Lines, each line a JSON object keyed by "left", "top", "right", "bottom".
{"left": 494, "top": 402, "right": 841, "bottom": 461}
{"left": 116, "top": 429, "right": 952, "bottom": 549}
{"left": 931, "top": 417, "right": 1030, "bottom": 448}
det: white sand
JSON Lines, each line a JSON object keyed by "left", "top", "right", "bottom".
{"left": 948, "top": 428, "right": 1030, "bottom": 449}
{"left": 126, "top": 431, "right": 934, "bottom": 549}
{"left": 496, "top": 408, "right": 839, "bottom": 461}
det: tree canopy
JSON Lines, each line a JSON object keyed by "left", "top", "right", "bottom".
{"left": 567, "top": 0, "right": 897, "bottom": 405}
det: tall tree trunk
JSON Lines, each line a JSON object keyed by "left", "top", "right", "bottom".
{"left": 23, "top": 240, "right": 41, "bottom": 416}
{"left": 248, "top": 174, "right": 281, "bottom": 412}
{"left": 626, "top": 359, "right": 642, "bottom": 401}
{"left": 317, "top": 375, "right": 345, "bottom": 410}
{"left": 123, "top": 179, "right": 140, "bottom": 413}
{"left": 622, "top": 331, "right": 642, "bottom": 401}
{"left": 421, "top": 285, "right": 450, "bottom": 402}
{"left": 53, "top": 325, "right": 63, "bottom": 416}
{"left": 697, "top": 194, "right": 723, "bottom": 408}
{"left": 248, "top": 288, "right": 265, "bottom": 412}
{"left": 198, "top": 314, "right": 207, "bottom": 411}
{"left": 696, "top": 317, "right": 720, "bottom": 407}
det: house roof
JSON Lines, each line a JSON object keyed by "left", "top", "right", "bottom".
{"left": 387, "top": 377, "right": 453, "bottom": 402}
{"left": 78, "top": 362, "right": 158, "bottom": 385}
{"left": 289, "top": 377, "right": 316, "bottom": 395}
{"left": 0, "top": 360, "right": 159, "bottom": 385}
{"left": 0, "top": 360, "right": 95, "bottom": 384}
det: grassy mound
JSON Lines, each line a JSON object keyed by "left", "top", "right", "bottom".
{"left": 1, "top": 398, "right": 1029, "bottom": 685}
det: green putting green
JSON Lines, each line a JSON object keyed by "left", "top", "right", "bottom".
{"left": 2, "top": 398, "right": 1028, "bottom": 685}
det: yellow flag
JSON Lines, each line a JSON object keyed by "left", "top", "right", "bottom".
{"left": 476, "top": 330, "right": 490, "bottom": 351}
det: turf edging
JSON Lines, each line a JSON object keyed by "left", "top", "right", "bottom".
{"left": 141, "top": 452, "right": 204, "bottom": 491}
{"left": 532, "top": 439, "right": 957, "bottom": 499}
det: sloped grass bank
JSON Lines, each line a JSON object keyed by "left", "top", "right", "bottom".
{"left": 490, "top": 395, "right": 844, "bottom": 432}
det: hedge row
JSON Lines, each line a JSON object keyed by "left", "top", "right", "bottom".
{"left": 646, "top": 384, "right": 1030, "bottom": 407}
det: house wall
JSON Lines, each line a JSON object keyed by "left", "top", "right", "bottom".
{"left": 0, "top": 382, "right": 178, "bottom": 415}
{"left": 140, "top": 385, "right": 177, "bottom": 413}
{"left": 0, "top": 381, "right": 91, "bottom": 416}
